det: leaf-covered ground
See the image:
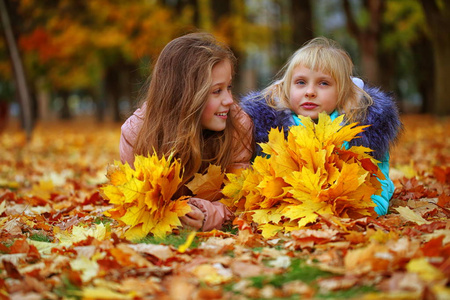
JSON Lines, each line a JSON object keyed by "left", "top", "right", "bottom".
{"left": 0, "top": 115, "right": 449, "bottom": 300}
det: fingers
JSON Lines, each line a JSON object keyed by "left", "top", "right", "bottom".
{"left": 180, "top": 205, "right": 204, "bottom": 230}
{"left": 186, "top": 206, "right": 204, "bottom": 219}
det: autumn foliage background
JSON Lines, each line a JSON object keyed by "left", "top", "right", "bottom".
{"left": 1, "top": 0, "right": 450, "bottom": 299}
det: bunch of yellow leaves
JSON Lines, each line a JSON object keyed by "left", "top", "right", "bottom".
{"left": 101, "top": 153, "right": 191, "bottom": 240}
{"left": 221, "top": 113, "right": 383, "bottom": 238}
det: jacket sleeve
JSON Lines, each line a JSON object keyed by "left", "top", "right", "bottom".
{"left": 371, "top": 152, "right": 394, "bottom": 215}
{"left": 188, "top": 197, "right": 234, "bottom": 231}
{"left": 119, "top": 105, "right": 146, "bottom": 166}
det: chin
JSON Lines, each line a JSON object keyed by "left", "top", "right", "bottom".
{"left": 298, "top": 112, "right": 318, "bottom": 120}
{"left": 203, "top": 124, "right": 226, "bottom": 132}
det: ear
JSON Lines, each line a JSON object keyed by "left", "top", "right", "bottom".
{"left": 351, "top": 77, "right": 364, "bottom": 89}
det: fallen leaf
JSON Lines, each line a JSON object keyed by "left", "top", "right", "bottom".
{"left": 394, "top": 206, "right": 431, "bottom": 225}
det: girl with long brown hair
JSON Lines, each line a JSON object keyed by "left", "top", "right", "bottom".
{"left": 120, "top": 32, "right": 253, "bottom": 231}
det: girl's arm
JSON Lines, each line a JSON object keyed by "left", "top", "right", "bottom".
{"left": 119, "top": 105, "right": 146, "bottom": 166}
{"left": 188, "top": 198, "right": 234, "bottom": 231}
{"left": 372, "top": 152, "right": 395, "bottom": 215}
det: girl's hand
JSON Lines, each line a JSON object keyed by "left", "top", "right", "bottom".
{"left": 180, "top": 204, "right": 205, "bottom": 230}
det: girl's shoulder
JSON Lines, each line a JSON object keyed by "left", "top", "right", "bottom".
{"left": 351, "top": 84, "right": 403, "bottom": 159}
{"left": 364, "top": 85, "right": 399, "bottom": 120}
{"left": 240, "top": 91, "right": 294, "bottom": 143}
{"left": 231, "top": 102, "right": 252, "bottom": 131}
{"left": 363, "top": 84, "right": 402, "bottom": 135}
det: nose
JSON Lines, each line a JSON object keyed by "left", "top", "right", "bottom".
{"left": 223, "top": 90, "right": 234, "bottom": 105}
{"left": 305, "top": 85, "right": 316, "bottom": 98}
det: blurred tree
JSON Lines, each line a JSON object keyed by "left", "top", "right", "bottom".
{"left": 382, "top": 1, "right": 431, "bottom": 113}
{"left": 411, "top": 36, "right": 434, "bottom": 113}
{"left": 199, "top": 0, "right": 213, "bottom": 31}
{"left": 0, "top": 0, "right": 33, "bottom": 137}
{"left": 316, "top": 0, "right": 435, "bottom": 113}
{"left": 342, "top": 0, "right": 384, "bottom": 86}
{"left": 14, "top": 0, "right": 195, "bottom": 122}
{"left": 0, "top": 16, "right": 14, "bottom": 133}
{"left": 291, "top": 0, "right": 314, "bottom": 49}
{"left": 18, "top": 1, "right": 101, "bottom": 120}
{"left": 419, "top": 0, "right": 450, "bottom": 115}
{"left": 196, "top": 0, "right": 251, "bottom": 91}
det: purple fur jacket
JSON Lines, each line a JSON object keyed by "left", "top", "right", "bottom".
{"left": 240, "top": 84, "right": 402, "bottom": 161}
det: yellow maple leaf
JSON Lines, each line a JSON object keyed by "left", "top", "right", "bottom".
{"left": 259, "top": 223, "right": 283, "bottom": 239}
{"left": 407, "top": 257, "right": 446, "bottom": 282}
{"left": 101, "top": 153, "right": 191, "bottom": 241}
{"left": 221, "top": 113, "right": 380, "bottom": 238}
{"left": 260, "top": 128, "right": 299, "bottom": 176}
{"left": 30, "top": 180, "right": 54, "bottom": 200}
{"left": 178, "top": 231, "right": 197, "bottom": 253}
{"left": 55, "top": 223, "right": 108, "bottom": 247}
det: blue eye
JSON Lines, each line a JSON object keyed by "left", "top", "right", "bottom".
{"left": 296, "top": 80, "right": 305, "bottom": 85}
{"left": 213, "top": 89, "right": 222, "bottom": 94}
{"left": 320, "top": 81, "right": 329, "bottom": 86}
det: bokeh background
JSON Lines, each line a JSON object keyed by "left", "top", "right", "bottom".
{"left": 0, "top": 0, "right": 449, "bottom": 138}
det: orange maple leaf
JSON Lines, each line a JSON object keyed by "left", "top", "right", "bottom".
{"left": 186, "top": 164, "right": 225, "bottom": 200}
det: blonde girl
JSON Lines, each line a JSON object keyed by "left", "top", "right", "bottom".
{"left": 120, "top": 32, "right": 253, "bottom": 230}
{"left": 241, "top": 37, "right": 402, "bottom": 215}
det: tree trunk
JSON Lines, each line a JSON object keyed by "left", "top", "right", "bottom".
{"left": 198, "top": 0, "right": 212, "bottom": 31}
{"left": 0, "top": 0, "right": 33, "bottom": 139}
{"left": 342, "top": 0, "right": 384, "bottom": 86}
{"left": 420, "top": 0, "right": 450, "bottom": 116}
{"left": 378, "top": 51, "right": 396, "bottom": 94}
{"left": 0, "top": 101, "right": 9, "bottom": 133}
{"left": 174, "top": 0, "right": 198, "bottom": 26}
{"left": 291, "top": 0, "right": 314, "bottom": 49}
{"left": 60, "top": 91, "right": 72, "bottom": 120}
{"left": 411, "top": 36, "right": 435, "bottom": 114}
{"left": 105, "top": 64, "right": 122, "bottom": 122}
{"left": 432, "top": 38, "right": 450, "bottom": 115}
{"left": 36, "top": 78, "right": 51, "bottom": 120}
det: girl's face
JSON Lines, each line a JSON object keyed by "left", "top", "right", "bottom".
{"left": 288, "top": 65, "right": 338, "bottom": 120}
{"left": 201, "top": 60, "right": 233, "bottom": 131}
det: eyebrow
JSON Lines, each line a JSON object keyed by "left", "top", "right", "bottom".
{"left": 211, "top": 79, "right": 232, "bottom": 87}
{"left": 292, "top": 74, "right": 333, "bottom": 81}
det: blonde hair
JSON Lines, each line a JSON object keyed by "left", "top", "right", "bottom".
{"left": 134, "top": 32, "right": 250, "bottom": 188}
{"left": 264, "top": 36, "right": 372, "bottom": 123}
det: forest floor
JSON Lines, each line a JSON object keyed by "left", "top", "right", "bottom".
{"left": 0, "top": 114, "right": 449, "bottom": 300}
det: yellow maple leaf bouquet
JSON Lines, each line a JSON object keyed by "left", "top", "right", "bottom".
{"left": 101, "top": 153, "right": 191, "bottom": 240}
{"left": 221, "top": 113, "right": 384, "bottom": 238}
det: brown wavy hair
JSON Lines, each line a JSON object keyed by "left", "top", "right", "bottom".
{"left": 264, "top": 37, "right": 373, "bottom": 124}
{"left": 134, "top": 32, "right": 251, "bottom": 187}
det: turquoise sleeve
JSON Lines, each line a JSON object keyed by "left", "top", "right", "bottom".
{"left": 342, "top": 143, "right": 392, "bottom": 215}
{"left": 371, "top": 152, "right": 394, "bottom": 215}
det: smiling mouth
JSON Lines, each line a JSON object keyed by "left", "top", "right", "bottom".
{"left": 215, "top": 112, "right": 228, "bottom": 116}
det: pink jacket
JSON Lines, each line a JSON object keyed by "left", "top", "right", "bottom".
{"left": 119, "top": 103, "right": 253, "bottom": 231}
